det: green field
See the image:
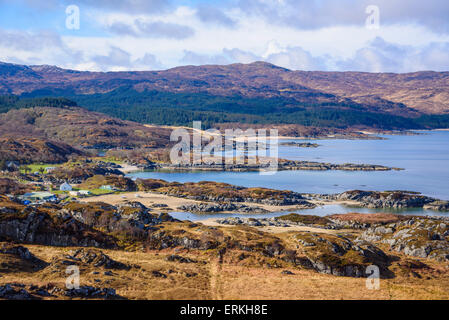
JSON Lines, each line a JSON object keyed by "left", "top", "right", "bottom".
{"left": 19, "top": 163, "right": 59, "bottom": 174}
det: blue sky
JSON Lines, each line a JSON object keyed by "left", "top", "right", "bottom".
{"left": 0, "top": 0, "right": 448, "bottom": 72}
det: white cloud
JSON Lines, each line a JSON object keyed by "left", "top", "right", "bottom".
{"left": 337, "top": 37, "right": 449, "bottom": 72}
{"left": 1, "top": 1, "right": 449, "bottom": 72}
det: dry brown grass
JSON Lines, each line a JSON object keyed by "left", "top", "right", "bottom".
{"left": 328, "top": 212, "right": 407, "bottom": 224}
{"left": 1, "top": 242, "right": 449, "bottom": 300}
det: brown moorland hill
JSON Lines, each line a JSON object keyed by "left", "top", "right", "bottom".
{"left": 0, "top": 106, "right": 172, "bottom": 150}
{"left": 0, "top": 136, "right": 85, "bottom": 164}
{"left": 286, "top": 70, "right": 449, "bottom": 114}
{"left": 2, "top": 61, "right": 447, "bottom": 115}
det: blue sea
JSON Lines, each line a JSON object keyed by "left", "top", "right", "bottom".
{"left": 128, "top": 130, "right": 449, "bottom": 219}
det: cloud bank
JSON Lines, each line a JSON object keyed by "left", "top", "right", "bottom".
{"left": 0, "top": 0, "right": 448, "bottom": 72}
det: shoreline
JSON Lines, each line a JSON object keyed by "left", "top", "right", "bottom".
{"left": 81, "top": 191, "right": 326, "bottom": 213}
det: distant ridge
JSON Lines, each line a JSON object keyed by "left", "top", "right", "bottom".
{"left": 0, "top": 60, "right": 448, "bottom": 114}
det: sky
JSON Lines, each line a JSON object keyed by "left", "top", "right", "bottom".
{"left": 0, "top": 0, "right": 448, "bottom": 72}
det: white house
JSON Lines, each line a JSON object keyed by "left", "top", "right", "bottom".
{"left": 60, "top": 182, "right": 73, "bottom": 191}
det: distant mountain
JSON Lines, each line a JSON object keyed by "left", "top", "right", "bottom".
{"left": 286, "top": 70, "right": 449, "bottom": 115}
{"left": 1, "top": 61, "right": 449, "bottom": 132}
{"left": 2, "top": 60, "right": 447, "bottom": 115}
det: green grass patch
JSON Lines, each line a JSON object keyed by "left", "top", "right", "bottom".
{"left": 19, "top": 163, "right": 60, "bottom": 174}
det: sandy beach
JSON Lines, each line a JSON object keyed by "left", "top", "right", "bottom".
{"left": 118, "top": 163, "right": 142, "bottom": 174}
{"left": 81, "top": 191, "right": 358, "bottom": 219}
{"left": 198, "top": 217, "right": 355, "bottom": 235}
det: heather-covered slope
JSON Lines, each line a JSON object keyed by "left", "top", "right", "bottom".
{"left": 0, "top": 106, "right": 172, "bottom": 150}
{"left": 0, "top": 137, "right": 85, "bottom": 164}
{"left": 286, "top": 70, "right": 449, "bottom": 115}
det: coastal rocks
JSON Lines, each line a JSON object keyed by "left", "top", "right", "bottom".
{"left": 277, "top": 214, "right": 334, "bottom": 228}
{"left": 328, "top": 190, "right": 435, "bottom": 209}
{"left": 278, "top": 160, "right": 401, "bottom": 172}
{"left": 216, "top": 217, "right": 290, "bottom": 228}
{"left": 159, "top": 160, "right": 401, "bottom": 172}
{"left": 168, "top": 192, "right": 313, "bottom": 207}
{"left": 216, "top": 214, "right": 337, "bottom": 229}
{"left": 177, "top": 202, "right": 269, "bottom": 214}
{"left": 293, "top": 232, "right": 390, "bottom": 278}
{"left": 279, "top": 142, "right": 320, "bottom": 148}
{"left": 137, "top": 179, "right": 316, "bottom": 207}
{"left": 358, "top": 217, "right": 449, "bottom": 262}
{"left": 423, "top": 201, "right": 449, "bottom": 211}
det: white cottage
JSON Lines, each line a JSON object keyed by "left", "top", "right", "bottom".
{"left": 60, "top": 182, "right": 73, "bottom": 191}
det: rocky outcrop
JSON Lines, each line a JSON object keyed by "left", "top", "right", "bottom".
{"left": 61, "top": 201, "right": 174, "bottom": 232}
{"left": 279, "top": 142, "right": 320, "bottom": 148}
{"left": 137, "top": 179, "right": 316, "bottom": 207}
{"left": 58, "top": 248, "right": 131, "bottom": 270}
{"left": 160, "top": 160, "right": 401, "bottom": 172}
{"left": 216, "top": 217, "right": 290, "bottom": 227}
{"left": 326, "top": 190, "right": 435, "bottom": 209}
{"left": 0, "top": 283, "right": 38, "bottom": 300}
{"left": 146, "top": 232, "right": 219, "bottom": 251}
{"left": 177, "top": 202, "right": 269, "bottom": 214}
{"left": 278, "top": 160, "right": 402, "bottom": 171}
{"left": 293, "top": 232, "right": 391, "bottom": 278}
{"left": 0, "top": 243, "right": 48, "bottom": 272}
{"left": 0, "top": 243, "right": 41, "bottom": 263}
{"left": 358, "top": 217, "right": 449, "bottom": 262}
{"left": 165, "top": 254, "right": 197, "bottom": 263}
{"left": 64, "top": 286, "right": 120, "bottom": 299}
{"left": 0, "top": 203, "right": 116, "bottom": 248}
{"left": 216, "top": 215, "right": 337, "bottom": 229}
{"left": 0, "top": 282, "right": 122, "bottom": 300}
{"left": 165, "top": 191, "right": 313, "bottom": 207}
{"left": 423, "top": 201, "right": 449, "bottom": 211}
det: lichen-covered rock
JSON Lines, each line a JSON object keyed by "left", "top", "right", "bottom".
{"left": 0, "top": 201, "right": 116, "bottom": 248}
{"left": 358, "top": 217, "right": 449, "bottom": 262}
{"left": 293, "top": 232, "right": 390, "bottom": 277}
{"left": 328, "top": 190, "right": 435, "bottom": 209}
{"left": 178, "top": 202, "right": 268, "bottom": 214}
{"left": 61, "top": 201, "right": 167, "bottom": 232}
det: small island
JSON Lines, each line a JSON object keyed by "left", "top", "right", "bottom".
{"left": 279, "top": 142, "right": 320, "bottom": 148}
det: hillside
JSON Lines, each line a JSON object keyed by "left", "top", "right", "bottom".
{"left": 1, "top": 61, "right": 449, "bottom": 130}
{"left": 1, "top": 61, "right": 447, "bottom": 115}
{"left": 0, "top": 98, "right": 175, "bottom": 163}
{"left": 0, "top": 137, "right": 85, "bottom": 164}
{"left": 286, "top": 70, "right": 449, "bottom": 115}
{"left": 0, "top": 106, "right": 172, "bottom": 150}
